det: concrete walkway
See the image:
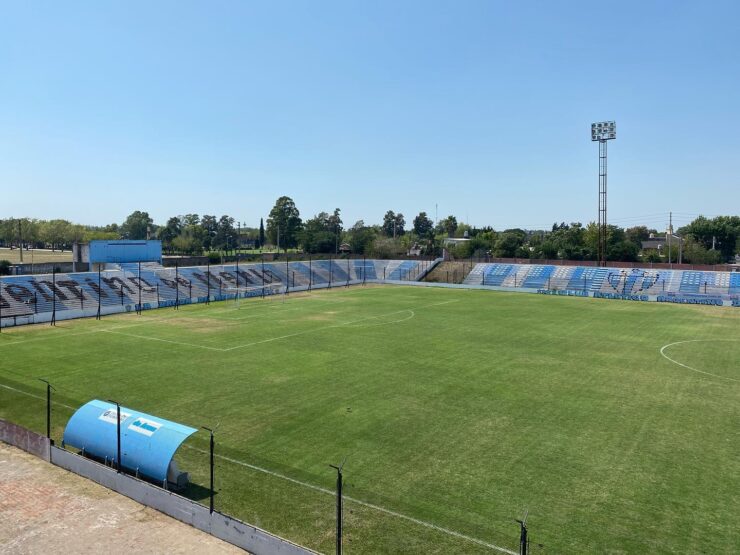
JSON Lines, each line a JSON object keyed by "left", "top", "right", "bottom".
{"left": 0, "top": 442, "right": 244, "bottom": 554}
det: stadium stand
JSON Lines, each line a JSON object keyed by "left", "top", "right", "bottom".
{"left": 522, "top": 265, "right": 555, "bottom": 288}
{"left": 461, "top": 262, "right": 738, "bottom": 304}
{"left": 0, "top": 259, "right": 425, "bottom": 328}
{"left": 731, "top": 272, "right": 740, "bottom": 295}
{"left": 679, "top": 271, "right": 705, "bottom": 293}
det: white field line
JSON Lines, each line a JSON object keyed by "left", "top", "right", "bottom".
{"left": 0, "top": 312, "right": 193, "bottom": 346}
{"left": 99, "top": 329, "right": 224, "bottom": 351}
{"left": 2, "top": 378, "right": 513, "bottom": 553}
{"left": 344, "top": 309, "right": 415, "bottom": 327}
{"left": 184, "top": 445, "right": 516, "bottom": 555}
{"left": 224, "top": 305, "right": 307, "bottom": 321}
{"left": 204, "top": 289, "right": 360, "bottom": 316}
{"left": 222, "top": 299, "right": 458, "bottom": 352}
{"left": 0, "top": 327, "right": 106, "bottom": 348}
{"left": 659, "top": 339, "right": 740, "bottom": 383}
{"left": 0, "top": 298, "right": 455, "bottom": 353}
{"left": 90, "top": 299, "right": 456, "bottom": 352}
{"left": 0, "top": 382, "right": 76, "bottom": 410}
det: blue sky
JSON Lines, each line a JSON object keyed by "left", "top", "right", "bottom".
{"left": 1, "top": 1, "right": 738, "bottom": 232}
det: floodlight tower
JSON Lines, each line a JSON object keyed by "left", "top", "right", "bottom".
{"left": 591, "top": 121, "right": 616, "bottom": 267}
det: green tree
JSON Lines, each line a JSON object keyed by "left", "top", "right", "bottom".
{"left": 158, "top": 217, "right": 182, "bottom": 250}
{"left": 40, "top": 219, "right": 72, "bottom": 250}
{"left": 120, "top": 211, "right": 153, "bottom": 240}
{"left": 437, "top": 215, "right": 458, "bottom": 237}
{"left": 267, "top": 196, "right": 303, "bottom": 250}
{"left": 258, "top": 218, "right": 265, "bottom": 249}
{"left": 381, "top": 211, "right": 405, "bottom": 237}
{"left": 682, "top": 236, "right": 722, "bottom": 264}
{"left": 213, "top": 215, "right": 237, "bottom": 252}
{"left": 625, "top": 226, "right": 652, "bottom": 249}
{"left": 679, "top": 215, "right": 740, "bottom": 261}
{"left": 299, "top": 212, "right": 337, "bottom": 253}
{"left": 346, "top": 220, "right": 378, "bottom": 255}
{"left": 413, "top": 212, "right": 434, "bottom": 238}
{"left": 608, "top": 240, "right": 639, "bottom": 262}
{"left": 200, "top": 215, "right": 218, "bottom": 250}
{"left": 370, "top": 237, "right": 405, "bottom": 258}
{"left": 493, "top": 232, "right": 524, "bottom": 258}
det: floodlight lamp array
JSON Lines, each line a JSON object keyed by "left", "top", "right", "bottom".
{"left": 591, "top": 121, "right": 616, "bottom": 141}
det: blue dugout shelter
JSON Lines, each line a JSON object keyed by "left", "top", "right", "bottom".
{"left": 63, "top": 399, "right": 197, "bottom": 485}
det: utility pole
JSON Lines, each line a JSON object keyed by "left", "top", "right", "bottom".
{"left": 668, "top": 212, "right": 672, "bottom": 268}
{"left": 18, "top": 219, "right": 23, "bottom": 263}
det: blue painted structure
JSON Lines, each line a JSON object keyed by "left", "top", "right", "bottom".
{"left": 63, "top": 399, "right": 197, "bottom": 482}
{"left": 89, "top": 240, "right": 162, "bottom": 263}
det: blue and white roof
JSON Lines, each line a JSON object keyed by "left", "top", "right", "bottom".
{"left": 63, "top": 399, "right": 197, "bottom": 481}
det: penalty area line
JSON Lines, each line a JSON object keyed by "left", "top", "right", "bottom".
{"left": 184, "top": 445, "right": 516, "bottom": 554}
{"left": 99, "top": 329, "right": 225, "bottom": 351}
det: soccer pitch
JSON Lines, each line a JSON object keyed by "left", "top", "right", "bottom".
{"left": 1, "top": 285, "right": 738, "bottom": 553}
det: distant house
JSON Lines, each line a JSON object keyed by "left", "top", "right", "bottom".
{"left": 442, "top": 237, "right": 470, "bottom": 247}
{"left": 338, "top": 242, "right": 351, "bottom": 254}
{"left": 641, "top": 233, "right": 683, "bottom": 253}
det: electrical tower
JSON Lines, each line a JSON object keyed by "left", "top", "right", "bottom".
{"left": 591, "top": 121, "right": 616, "bottom": 266}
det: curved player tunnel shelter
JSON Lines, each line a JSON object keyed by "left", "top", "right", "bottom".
{"left": 63, "top": 399, "right": 197, "bottom": 487}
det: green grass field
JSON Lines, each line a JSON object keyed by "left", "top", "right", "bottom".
{"left": 0, "top": 247, "right": 72, "bottom": 265}
{"left": 1, "top": 285, "right": 738, "bottom": 554}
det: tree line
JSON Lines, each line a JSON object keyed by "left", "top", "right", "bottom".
{"left": 1, "top": 199, "right": 738, "bottom": 264}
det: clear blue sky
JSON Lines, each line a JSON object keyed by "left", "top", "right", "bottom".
{"left": 1, "top": 1, "right": 738, "bottom": 232}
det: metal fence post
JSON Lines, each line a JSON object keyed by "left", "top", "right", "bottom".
{"left": 96, "top": 267, "right": 101, "bottom": 320}
{"left": 51, "top": 268, "right": 57, "bottom": 326}
{"left": 138, "top": 261, "right": 142, "bottom": 314}
{"left": 330, "top": 459, "right": 346, "bottom": 555}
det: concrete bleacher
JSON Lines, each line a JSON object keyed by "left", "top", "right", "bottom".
{"left": 387, "top": 260, "right": 418, "bottom": 280}
{"left": 522, "top": 265, "right": 555, "bottom": 288}
{"left": 0, "top": 259, "right": 425, "bottom": 327}
{"left": 460, "top": 262, "right": 739, "bottom": 304}
{"left": 564, "top": 267, "right": 609, "bottom": 291}
{"left": 730, "top": 273, "right": 740, "bottom": 295}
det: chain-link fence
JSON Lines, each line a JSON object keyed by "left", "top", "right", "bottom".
{"left": 1, "top": 377, "right": 526, "bottom": 554}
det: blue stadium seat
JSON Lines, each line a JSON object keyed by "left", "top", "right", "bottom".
{"left": 522, "top": 265, "right": 555, "bottom": 288}
{"left": 730, "top": 273, "right": 740, "bottom": 295}
{"left": 482, "top": 264, "right": 513, "bottom": 286}
{"left": 679, "top": 271, "right": 705, "bottom": 293}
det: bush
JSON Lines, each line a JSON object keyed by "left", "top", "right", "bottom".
{"left": 0, "top": 260, "right": 11, "bottom": 275}
{"left": 208, "top": 252, "right": 221, "bottom": 264}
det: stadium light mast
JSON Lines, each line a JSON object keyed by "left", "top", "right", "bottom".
{"left": 591, "top": 121, "right": 616, "bottom": 267}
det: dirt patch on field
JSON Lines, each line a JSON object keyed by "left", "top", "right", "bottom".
{"left": 161, "top": 316, "right": 239, "bottom": 334}
{"left": 0, "top": 442, "right": 244, "bottom": 554}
